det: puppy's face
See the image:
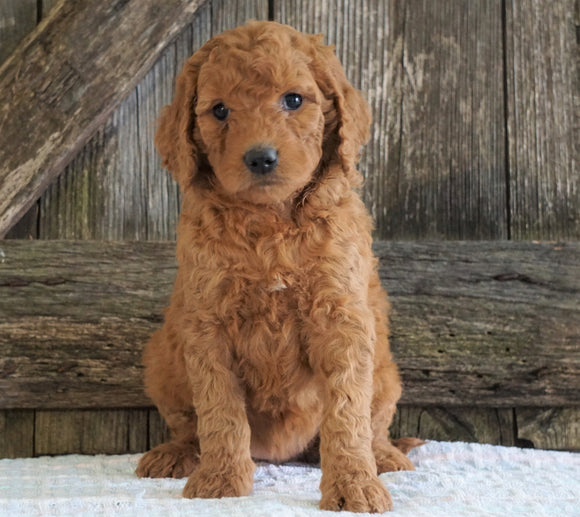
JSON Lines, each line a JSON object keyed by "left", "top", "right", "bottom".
{"left": 156, "top": 22, "right": 370, "bottom": 199}
{"left": 194, "top": 39, "right": 326, "bottom": 204}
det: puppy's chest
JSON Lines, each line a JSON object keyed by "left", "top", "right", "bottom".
{"left": 226, "top": 266, "right": 306, "bottom": 337}
{"left": 213, "top": 231, "right": 311, "bottom": 313}
{"left": 217, "top": 243, "right": 313, "bottom": 407}
{"left": 193, "top": 221, "right": 315, "bottom": 329}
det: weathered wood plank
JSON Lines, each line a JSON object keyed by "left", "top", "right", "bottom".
{"left": 505, "top": 0, "right": 579, "bottom": 240}
{"left": 275, "top": 1, "right": 507, "bottom": 239}
{"left": 0, "top": 241, "right": 174, "bottom": 409}
{"left": 0, "top": 240, "right": 577, "bottom": 409}
{"left": 4, "top": 0, "right": 69, "bottom": 240}
{"left": 391, "top": 406, "right": 515, "bottom": 446}
{"left": 0, "top": 410, "right": 34, "bottom": 458}
{"left": 7, "top": 406, "right": 578, "bottom": 457}
{"left": 210, "top": 0, "right": 268, "bottom": 34}
{"left": 273, "top": 0, "right": 406, "bottom": 239}
{"left": 37, "top": 15, "right": 200, "bottom": 240}
{"left": 38, "top": 127, "right": 113, "bottom": 239}
{"left": 1, "top": 0, "right": 39, "bottom": 239}
{"left": 37, "top": 0, "right": 268, "bottom": 241}
{"left": 516, "top": 408, "right": 580, "bottom": 451}
{"left": 34, "top": 409, "right": 148, "bottom": 455}
{"left": 394, "top": 0, "right": 507, "bottom": 239}
{"left": 42, "top": 0, "right": 59, "bottom": 15}
{"left": 376, "top": 241, "right": 580, "bottom": 407}
{"left": 10, "top": 406, "right": 580, "bottom": 458}
{"left": 0, "top": 0, "right": 37, "bottom": 64}
{"left": 0, "top": 0, "right": 207, "bottom": 238}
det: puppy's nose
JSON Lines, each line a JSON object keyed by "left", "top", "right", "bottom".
{"left": 243, "top": 146, "right": 278, "bottom": 175}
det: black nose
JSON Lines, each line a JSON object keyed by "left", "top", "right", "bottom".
{"left": 243, "top": 146, "right": 278, "bottom": 175}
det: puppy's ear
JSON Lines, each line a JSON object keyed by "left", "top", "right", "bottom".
{"left": 305, "top": 35, "right": 371, "bottom": 185}
{"left": 155, "top": 48, "right": 211, "bottom": 192}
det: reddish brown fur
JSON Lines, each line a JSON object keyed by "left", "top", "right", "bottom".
{"left": 136, "top": 21, "right": 423, "bottom": 513}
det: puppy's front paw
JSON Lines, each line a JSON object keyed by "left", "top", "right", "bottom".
{"left": 136, "top": 441, "right": 199, "bottom": 479}
{"left": 320, "top": 474, "right": 393, "bottom": 513}
{"left": 183, "top": 458, "right": 256, "bottom": 499}
{"left": 375, "top": 443, "right": 416, "bottom": 474}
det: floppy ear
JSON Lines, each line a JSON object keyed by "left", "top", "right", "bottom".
{"left": 304, "top": 35, "right": 371, "bottom": 186}
{"left": 155, "top": 47, "right": 212, "bottom": 192}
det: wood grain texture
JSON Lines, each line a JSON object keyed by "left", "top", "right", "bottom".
{"left": 0, "top": 0, "right": 207, "bottom": 238}
{"left": 376, "top": 241, "right": 580, "bottom": 407}
{"left": 274, "top": 0, "right": 507, "bottom": 239}
{"left": 4, "top": 0, "right": 577, "bottom": 241}
{"left": 1, "top": 0, "right": 39, "bottom": 239}
{"left": 393, "top": 0, "right": 507, "bottom": 239}
{"left": 37, "top": 20, "right": 195, "bottom": 240}
{"left": 0, "top": 0, "right": 578, "bottom": 457}
{"left": 0, "top": 241, "right": 174, "bottom": 409}
{"left": 0, "top": 0, "right": 37, "bottom": 64}
{"left": 0, "top": 410, "right": 34, "bottom": 458}
{"left": 34, "top": 409, "right": 148, "bottom": 455}
{"left": 391, "top": 406, "right": 515, "bottom": 446}
{"left": 9, "top": 406, "right": 580, "bottom": 457}
{"left": 273, "top": 0, "right": 399, "bottom": 237}
{"left": 37, "top": 0, "right": 268, "bottom": 240}
{"left": 0, "top": 240, "right": 577, "bottom": 409}
{"left": 505, "top": 0, "right": 579, "bottom": 240}
{"left": 210, "top": 0, "right": 268, "bottom": 34}
{"left": 1, "top": 3, "right": 269, "bottom": 459}
{"left": 4, "top": 0, "right": 65, "bottom": 240}
{"left": 516, "top": 408, "right": 580, "bottom": 451}
{"left": 42, "top": 0, "right": 59, "bottom": 14}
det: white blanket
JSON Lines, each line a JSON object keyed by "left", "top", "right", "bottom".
{"left": 0, "top": 441, "right": 578, "bottom": 516}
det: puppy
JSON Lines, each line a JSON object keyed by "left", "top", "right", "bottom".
{"left": 136, "top": 21, "right": 420, "bottom": 513}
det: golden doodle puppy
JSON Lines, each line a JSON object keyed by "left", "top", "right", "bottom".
{"left": 136, "top": 21, "right": 422, "bottom": 513}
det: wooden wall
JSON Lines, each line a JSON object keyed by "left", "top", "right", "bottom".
{"left": 1, "top": 0, "right": 578, "bottom": 457}
{"left": 5, "top": 0, "right": 578, "bottom": 242}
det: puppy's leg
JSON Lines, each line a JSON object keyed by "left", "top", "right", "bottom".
{"left": 370, "top": 326, "right": 423, "bottom": 473}
{"left": 371, "top": 393, "right": 416, "bottom": 473}
{"left": 181, "top": 327, "right": 255, "bottom": 499}
{"left": 136, "top": 408, "right": 200, "bottom": 478}
{"left": 307, "top": 300, "right": 392, "bottom": 513}
{"left": 136, "top": 328, "right": 200, "bottom": 479}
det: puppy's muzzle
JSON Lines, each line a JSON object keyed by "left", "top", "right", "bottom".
{"left": 244, "top": 146, "right": 278, "bottom": 175}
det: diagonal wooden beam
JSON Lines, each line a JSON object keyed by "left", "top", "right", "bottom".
{"left": 0, "top": 0, "right": 206, "bottom": 238}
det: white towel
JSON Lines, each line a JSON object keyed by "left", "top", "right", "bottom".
{"left": 0, "top": 441, "right": 578, "bottom": 516}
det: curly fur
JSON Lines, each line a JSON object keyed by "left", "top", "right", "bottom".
{"left": 136, "top": 21, "right": 422, "bottom": 513}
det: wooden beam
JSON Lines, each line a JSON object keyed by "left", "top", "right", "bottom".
{"left": 516, "top": 408, "right": 580, "bottom": 451}
{"left": 274, "top": 0, "right": 508, "bottom": 240}
{"left": 0, "top": 0, "right": 206, "bottom": 238}
{"left": 505, "top": 0, "right": 579, "bottom": 240}
{"left": 34, "top": 409, "right": 149, "bottom": 455}
{"left": 0, "top": 240, "right": 578, "bottom": 409}
{"left": 0, "top": 0, "right": 37, "bottom": 65}
{"left": 0, "top": 410, "right": 34, "bottom": 458}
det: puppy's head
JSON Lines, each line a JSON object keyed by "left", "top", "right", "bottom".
{"left": 156, "top": 21, "right": 370, "bottom": 204}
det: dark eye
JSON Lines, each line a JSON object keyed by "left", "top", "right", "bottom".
{"left": 212, "top": 103, "right": 230, "bottom": 121}
{"left": 282, "top": 93, "right": 303, "bottom": 111}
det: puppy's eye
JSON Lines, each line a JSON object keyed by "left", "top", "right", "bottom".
{"left": 282, "top": 93, "right": 303, "bottom": 111}
{"left": 212, "top": 103, "right": 230, "bottom": 121}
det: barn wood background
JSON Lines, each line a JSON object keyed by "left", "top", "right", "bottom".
{"left": 0, "top": 0, "right": 578, "bottom": 457}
